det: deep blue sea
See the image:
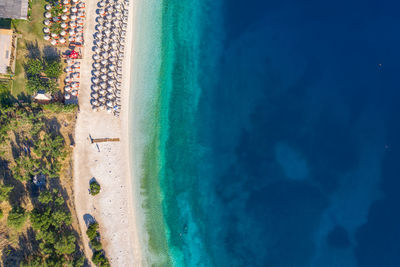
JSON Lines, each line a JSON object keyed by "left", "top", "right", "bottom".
{"left": 149, "top": 0, "right": 400, "bottom": 266}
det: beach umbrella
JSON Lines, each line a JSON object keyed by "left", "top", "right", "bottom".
{"left": 108, "top": 64, "right": 115, "bottom": 70}
{"left": 77, "top": 11, "right": 84, "bottom": 17}
{"left": 91, "top": 99, "right": 99, "bottom": 106}
{"left": 71, "top": 6, "right": 78, "bottom": 13}
{"left": 44, "top": 35, "right": 50, "bottom": 40}
{"left": 76, "top": 36, "right": 83, "bottom": 42}
{"left": 65, "top": 93, "right": 71, "bottom": 99}
{"left": 93, "top": 62, "right": 100, "bottom": 69}
{"left": 65, "top": 66, "right": 72, "bottom": 72}
{"left": 44, "top": 19, "right": 50, "bottom": 26}
{"left": 106, "top": 93, "right": 114, "bottom": 100}
{"left": 60, "top": 30, "right": 66, "bottom": 36}
{"left": 104, "top": 29, "right": 111, "bottom": 36}
{"left": 93, "top": 77, "right": 100, "bottom": 83}
{"left": 66, "top": 58, "right": 73, "bottom": 64}
{"left": 108, "top": 57, "right": 116, "bottom": 63}
{"left": 101, "top": 52, "right": 109, "bottom": 58}
{"left": 115, "top": 3, "right": 121, "bottom": 10}
{"left": 112, "top": 19, "right": 120, "bottom": 26}
{"left": 106, "top": 14, "right": 113, "bottom": 20}
{"left": 96, "top": 24, "right": 104, "bottom": 31}
{"left": 107, "top": 79, "right": 115, "bottom": 85}
{"left": 98, "top": 89, "right": 106, "bottom": 96}
{"left": 106, "top": 100, "right": 113, "bottom": 107}
{"left": 99, "top": 0, "right": 106, "bottom": 7}
{"left": 110, "top": 50, "right": 117, "bottom": 56}
{"left": 65, "top": 77, "right": 71, "bottom": 83}
{"left": 95, "top": 32, "right": 102, "bottom": 39}
{"left": 117, "top": 60, "right": 122, "bottom": 66}
{"left": 69, "top": 36, "right": 74, "bottom": 42}
{"left": 94, "top": 47, "right": 100, "bottom": 53}
{"left": 63, "top": 0, "right": 69, "bottom": 4}
{"left": 96, "top": 17, "right": 104, "bottom": 23}
{"left": 110, "top": 34, "right": 118, "bottom": 41}
{"left": 71, "top": 90, "right": 78, "bottom": 96}
{"left": 51, "top": 39, "right": 57, "bottom": 45}
{"left": 69, "top": 29, "right": 75, "bottom": 35}
{"left": 73, "top": 72, "right": 79, "bottom": 78}
{"left": 70, "top": 21, "right": 76, "bottom": 27}
{"left": 71, "top": 82, "right": 79, "bottom": 88}
{"left": 97, "top": 8, "right": 105, "bottom": 15}
{"left": 76, "top": 26, "right": 83, "bottom": 32}
{"left": 100, "top": 82, "right": 107, "bottom": 89}
{"left": 45, "top": 4, "right": 52, "bottom": 10}
{"left": 51, "top": 32, "right": 58, "bottom": 38}
{"left": 53, "top": 16, "right": 59, "bottom": 22}
{"left": 102, "top": 44, "right": 110, "bottom": 50}
{"left": 59, "top": 37, "right": 66, "bottom": 44}
{"left": 111, "top": 44, "right": 118, "bottom": 50}
{"left": 77, "top": 18, "right": 84, "bottom": 24}
{"left": 61, "top": 14, "right": 68, "bottom": 20}
{"left": 91, "top": 91, "right": 99, "bottom": 98}
{"left": 71, "top": 14, "right": 77, "bottom": 20}
{"left": 93, "top": 54, "right": 100, "bottom": 60}
{"left": 101, "top": 59, "right": 108, "bottom": 65}
{"left": 78, "top": 2, "right": 85, "bottom": 8}
{"left": 101, "top": 74, "right": 107, "bottom": 81}
{"left": 93, "top": 70, "right": 100, "bottom": 76}
{"left": 107, "top": 71, "right": 114, "bottom": 77}
{"left": 63, "top": 7, "right": 68, "bottom": 13}
{"left": 45, "top": 12, "right": 51, "bottom": 18}
{"left": 72, "top": 0, "right": 79, "bottom": 3}
{"left": 43, "top": 27, "right": 50, "bottom": 33}
{"left": 98, "top": 96, "right": 105, "bottom": 103}
{"left": 106, "top": 7, "right": 114, "bottom": 13}
{"left": 61, "top": 22, "right": 67, "bottom": 28}
{"left": 105, "top": 22, "right": 111, "bottom": 28}
{"left": 106, "top": 85, "right": 114, "bottom": 92}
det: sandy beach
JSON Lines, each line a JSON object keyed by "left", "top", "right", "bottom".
{"left": 73, "top": 0, "right": 148, "bottom": 266}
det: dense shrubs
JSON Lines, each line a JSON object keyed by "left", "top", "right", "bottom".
{"left": 25, "top": 58, "right": 62, "bottom": 94}
{"left": 86, "top": 221, "right": 110, "bottom": 266}
{"left": 7, "top": 206, "right": 27, "bottom": 229}
{"left": 90, "top": 180, "right": 101, "bottom": 195}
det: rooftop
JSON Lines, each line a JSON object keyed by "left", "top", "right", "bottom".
{"left": 0, "top": 29, "right": 12, "bottom": 74}
{"left": 0, "top": 0, "right": 28, "bottom": 19}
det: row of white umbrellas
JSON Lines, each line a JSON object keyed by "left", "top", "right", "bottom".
{"left": 90, "top": 0, "right": 129, "bottom": 115}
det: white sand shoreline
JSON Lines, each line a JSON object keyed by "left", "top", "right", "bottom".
{"left": 73, "top": 0, "right": 148, "bottom": 265}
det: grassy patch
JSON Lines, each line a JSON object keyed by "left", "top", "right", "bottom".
{"left": 11, "top": 0, "right": 48, "bottom": 97}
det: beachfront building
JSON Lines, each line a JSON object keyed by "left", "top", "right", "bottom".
{"left": 0, "top": 0, "right": 28, "bottom": 19}
{"left": 33, "top": 90, "right": 53, "bottom": 104}
{"left": 0, "top": 29, "right": 13, "bottom": 74}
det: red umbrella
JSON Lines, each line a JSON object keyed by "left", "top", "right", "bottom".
{"left": 69, "top": 50, "right": 79, "bottom": 59}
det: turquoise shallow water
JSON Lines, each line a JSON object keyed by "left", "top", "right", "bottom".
{"left": 132, "top": 0, "right": 400, "bottom": 266}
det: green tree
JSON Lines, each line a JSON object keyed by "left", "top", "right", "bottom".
{"left": 7, "top": 206, "right": 27, "bottom": 229}
{"left": 0, "top": 183, "right": 13, "bottom": 202}
{"left": 89, "top": 181, "right": 101, "bottom": 196}
{"left": 86, "top": 222, "right": 99, "bottom": 240}
{"left": 89, "top": 238, "right": 102, "bottom": 251}
{"left": 45, "top": 61, "right": 62, "bottom": 79}
{"left": 54, "top": 233, "right": 76, "bottom": 255}
{"left": 26, "top": 59, "right": 43, "bottom": 76}
{"left": 91, "top": 251, "right": 110, "bottom": 267}
{"left": 26, "top": 76, "right": 45, "bottom": 94}
{"left": 0, "top": 209, "right": 3, "bottom": 219}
